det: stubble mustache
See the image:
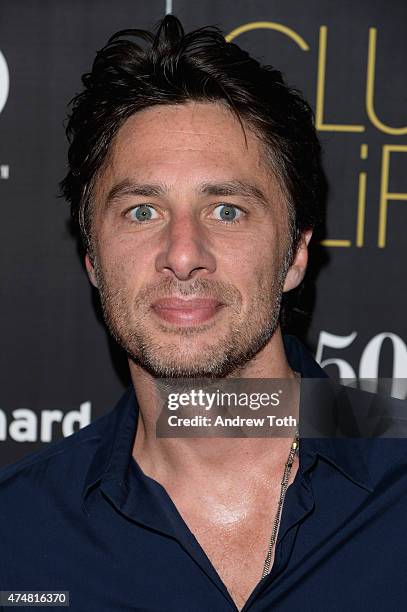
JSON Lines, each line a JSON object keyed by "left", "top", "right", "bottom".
{"left": 133, "top": 276, "right": 243, "bottom": 315}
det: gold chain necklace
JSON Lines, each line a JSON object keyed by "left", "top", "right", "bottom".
{"left": 261, "top": 430, "right": 299, "bottom": 578}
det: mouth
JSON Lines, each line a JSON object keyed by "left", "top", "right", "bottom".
{"left": 150, "top": 297, "right": 225, "bottom": 326}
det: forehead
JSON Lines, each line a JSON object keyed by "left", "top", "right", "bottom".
{"left": 100, "top": 101, "right": 273, "bottom": 187}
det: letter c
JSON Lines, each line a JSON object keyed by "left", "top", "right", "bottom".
{"left": 226, "top": 21, "right": 310, "bottom": 51}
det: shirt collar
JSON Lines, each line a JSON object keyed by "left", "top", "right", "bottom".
{"left": 82, "top": 386, "right": 137, "bottom": 506}
{"left": 282, "top": 334, "right": 374, "bottom": 492}
{"left": 82, "top": 334, "right": 374, "bottom": 510}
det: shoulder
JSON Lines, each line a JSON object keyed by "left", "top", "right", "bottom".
{"left": 337, "top": 383, "right": 407, "bottom": 480}
{"left": 0, "top": 404, "right": 114, "bottom": 493}
{"left": 0, "top": 390, "right": 133, "bottom": 587}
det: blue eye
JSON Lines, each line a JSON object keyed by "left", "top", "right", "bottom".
{"left": 128, "top": 205, "right": 157, "bottom": 222}
{"left": 213, "top": 204, "right": 242, "bottom": 223}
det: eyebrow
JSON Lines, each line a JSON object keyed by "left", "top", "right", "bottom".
{"left": 106, "top": 180, "right": 166, "bottom": 203}
{"left": 105, "top": 179, "right": 270, "bottom": 210}
{"left": 199, "top": 180, "right": 270, "bottom": 210}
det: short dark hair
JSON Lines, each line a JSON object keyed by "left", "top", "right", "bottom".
{"left": 60, "top": 14, "right": 325, "bottom": 327}
{"left": 60, "top": 15, "right": 326, "bottom": 330}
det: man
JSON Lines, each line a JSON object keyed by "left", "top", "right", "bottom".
{"left": 1, "top": 14, "right": 406, "bottom": 612}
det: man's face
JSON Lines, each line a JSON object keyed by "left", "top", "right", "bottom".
{"left": 86, "top": 102, "right": 308, "bottom": 378}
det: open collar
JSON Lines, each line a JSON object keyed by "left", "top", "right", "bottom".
{"left": 82, "top": 334, "right": 374, "bottom": 514}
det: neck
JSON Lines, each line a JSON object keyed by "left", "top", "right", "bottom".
{"left": 130, "top": 328, "right": 300, "bottom": 483}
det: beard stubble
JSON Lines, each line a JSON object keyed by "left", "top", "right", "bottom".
{"left": 93, "top": 256, "right": 290, "bottom": 379}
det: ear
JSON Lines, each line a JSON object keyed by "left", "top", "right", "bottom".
{"left": 283, "top": 229, "right": 313, "bottom": 293}
{"left": 85, "top": 252, "right": 98, "bottom": 288}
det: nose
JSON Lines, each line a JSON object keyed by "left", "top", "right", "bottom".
{"left": 155, "top": 213, "right": 216, "bottom": 281}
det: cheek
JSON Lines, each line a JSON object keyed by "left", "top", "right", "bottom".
{"left": 221, "top": 251, "right": 278, "bottom": 310}
{"left": 227, "top": 239, "right": 280, "bottom": 279}
{"left": 96, "top": 232, "right": 152, "bottom": 285}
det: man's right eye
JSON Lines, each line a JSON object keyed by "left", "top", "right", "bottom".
{"left": 127, "top": 204, "right": 158, "bottom": 222}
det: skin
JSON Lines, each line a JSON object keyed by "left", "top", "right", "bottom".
{"left": 85, "top": 101, "right": 312, "bottom": 608}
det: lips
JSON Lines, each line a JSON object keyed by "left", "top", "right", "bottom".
{"left": 151, "top": 297, "right": 224, "bottom": 325}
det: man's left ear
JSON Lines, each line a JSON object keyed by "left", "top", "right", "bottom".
{"left": 283, "top": 229, "right": 313, "bottom": 293}
{"left": 85, "top": 252, "right": 98, "bottom": 288}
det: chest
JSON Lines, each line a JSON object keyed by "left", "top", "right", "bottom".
{"left": 164, "top": 463, "right": 299, "bottom": 609}
{"left": 177, "top": 501, "right": 280, "bottom": 610}
{"left": 6, "top": 474, "right": 407, "bottom": 611}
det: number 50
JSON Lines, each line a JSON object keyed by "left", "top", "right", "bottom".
{"left": 315, "top": 331, "right": 407, "bottom": 398}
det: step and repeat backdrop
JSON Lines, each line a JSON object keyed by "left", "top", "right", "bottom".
{"left": 0, "top": 0, "right": 406, "bottom": 467}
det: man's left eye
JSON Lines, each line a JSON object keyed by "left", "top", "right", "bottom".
{"left": 213, "top": 204, "right": 243, "bottom": 223}
{"left": 127, "top": 204, "right": 158, "bottom": 222}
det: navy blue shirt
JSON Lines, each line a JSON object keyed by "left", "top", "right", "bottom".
{"left": 1, "top": 334, "right": 407, "bottom": 611}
